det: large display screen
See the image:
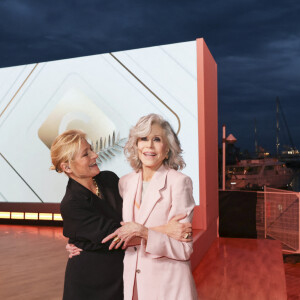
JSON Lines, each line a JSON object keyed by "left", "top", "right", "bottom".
{"left": 0, "top": 41, "right": 199, "bottom": 204}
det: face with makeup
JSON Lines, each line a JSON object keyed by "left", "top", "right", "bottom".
{"left": 63, "top": 139, "right": 100, "bottom": 180}
{"left": 137, "top": 123, "right": 169, "bottom": 175}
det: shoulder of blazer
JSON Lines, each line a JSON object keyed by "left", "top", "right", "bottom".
{"left": 60, "top": 179, "right": 91, "bottom": 212}
{"left": 166, "top": 169, "right": 192, "bottom": 185}
{"left": 119, "top": 170, "right": 138, "bottom": 187}
{"left": 96, "top": 170, "right": 119, "bottom": 187}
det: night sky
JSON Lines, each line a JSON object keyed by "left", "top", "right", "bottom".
{"left": 1, "top": 0, "right": 299, "bottom": 155}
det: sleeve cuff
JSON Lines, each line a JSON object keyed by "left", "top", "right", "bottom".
{"left": 145, "top": 229, "right": 165, "bottom": 256}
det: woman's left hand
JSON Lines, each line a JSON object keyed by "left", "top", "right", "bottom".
{"left": 66, "top": 243, "right": 82, "bottom": 258}
{"left": 164, "top": 214, "right": 193, "bottom": 242}
{"left": 102, "top": 222, "right": 148, "bottom": 250}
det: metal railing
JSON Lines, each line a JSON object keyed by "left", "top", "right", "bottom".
{"left": 257, "top": 187, "right": 300, "bottom": 252}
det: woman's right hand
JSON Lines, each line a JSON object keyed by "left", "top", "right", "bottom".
{"left": 102, "top": 222, "right": 148, "bottom": 250}
{"left": 66, "top": 243, "right": 82, "bottom": 258}
{"left": 164, "top": 214, "right": 193, "bottom": 242}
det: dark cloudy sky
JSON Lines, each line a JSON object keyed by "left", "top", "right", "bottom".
{"left": 1, "top": 0, "right": 299, "bottom": 154}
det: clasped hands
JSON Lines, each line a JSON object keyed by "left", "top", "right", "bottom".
{"left": 102, "top": 221, "right": 147, "bottom": 250}
{"left": 66, "top": 214, "right": 192, "bottom": 258}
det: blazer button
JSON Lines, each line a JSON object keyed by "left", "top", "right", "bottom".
{"left": 134, "top": 247, "right": 137, "bottom": 251}
{"left": 136, "top": 269, "right": 141, "bottom": 274}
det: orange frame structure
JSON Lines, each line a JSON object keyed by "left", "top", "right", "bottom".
{"left": 191, "top": 38, "right": 219, "bottom": 268}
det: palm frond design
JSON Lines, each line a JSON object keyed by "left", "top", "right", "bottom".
{"left": 91, "top": 131, "right": 127, "bottom": 164}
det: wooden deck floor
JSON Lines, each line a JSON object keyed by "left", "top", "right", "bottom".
{"left": 0, "top": 225, "right": 66, "bottom": 300}
{"left": 0, "top": 225, "right": 298, "bottom": 300}
{"left": 193, "top": 238, "right": 287, "bottom": 300}
{"left": 284, "top": 262, "right": 300, "bottom": 300}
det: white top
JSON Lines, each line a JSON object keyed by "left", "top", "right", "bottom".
{"left": 141, "top": 181, "right": 150, "bottom": 205}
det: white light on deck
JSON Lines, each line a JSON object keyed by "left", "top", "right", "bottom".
{"left": 11, "top": 212, "right": 24, "bottom": 219}
{"left": 0, "top": 212, "right": 10, "bottom": 219}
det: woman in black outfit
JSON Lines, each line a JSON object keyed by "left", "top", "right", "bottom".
{"left": 51, "top": 129, "right": 192, "bottom": 300}
{"left": 51, "top": 130, "right": 124, "bottom": 299}
{"left": 61, "top": 171, "right": 124, "bottom": 299}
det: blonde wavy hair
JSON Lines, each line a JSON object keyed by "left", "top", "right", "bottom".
{"left": 50, "top": 129, "right": 86, "bottom": 173}
{"left": 124, "top": 114, "right": 185, "bottom": 171}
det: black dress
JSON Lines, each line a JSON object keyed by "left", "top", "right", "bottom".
{"left": 60, "top": 171, "right": 124, "bottom": 300}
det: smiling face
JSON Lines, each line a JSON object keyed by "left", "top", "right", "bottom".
{"left": 137, "top": 123, "right": 169, "bottom": 178}
{"left": 65, "top": 139, "right": 100, "bottom": 181}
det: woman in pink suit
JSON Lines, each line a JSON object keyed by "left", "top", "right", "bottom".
{"left": 105, "top": 114, "right": 198, "bottom": 300}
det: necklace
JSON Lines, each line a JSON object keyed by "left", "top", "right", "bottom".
{"left": 92, "top": 178, "right": 100, "bottom": 197}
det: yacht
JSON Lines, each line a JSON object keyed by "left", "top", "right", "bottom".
{"left": 226, "top": 158, "right": 294, "bottom": 190}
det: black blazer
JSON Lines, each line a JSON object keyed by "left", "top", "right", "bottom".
{"left": 60, "top": 171, "right": 124, "bottom": 300}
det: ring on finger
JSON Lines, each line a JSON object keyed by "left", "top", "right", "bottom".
{"left": 183, "top": 233, "right": 189, "bottom": 239}
{"left": 113, "top": 236, "right": 121, "bottom": 243}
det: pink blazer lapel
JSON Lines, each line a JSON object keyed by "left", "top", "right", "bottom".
{"left": 134, "top": 173, "right": 143, "bottom": 210}
{"left": 122, "top": 171, "right": 142, "bottom": 222}
{"left": 137, "top": 165, "right": 169, "bottom": 225}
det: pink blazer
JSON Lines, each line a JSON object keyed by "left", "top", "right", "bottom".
{"left": 119, "top": 165, "right": 198, "bottom": 300}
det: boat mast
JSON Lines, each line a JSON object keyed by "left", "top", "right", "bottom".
{"left": 254, "top": 118, "right": 258, "bottom": 156}
{"left": 276, "top": 97, "right": 296, "bottom": 156}
{"left": 278, "top": 97, "right": 296, "bottom": 151}
{"left": 276, "top": 97, "right": 280, "bottom": 157}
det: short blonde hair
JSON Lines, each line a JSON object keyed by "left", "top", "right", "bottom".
{"left": 124, "top": 114, "right": 185, "bottom": 171}
{"left": 50, "top": 130, "right": 86, "bottom": 173}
